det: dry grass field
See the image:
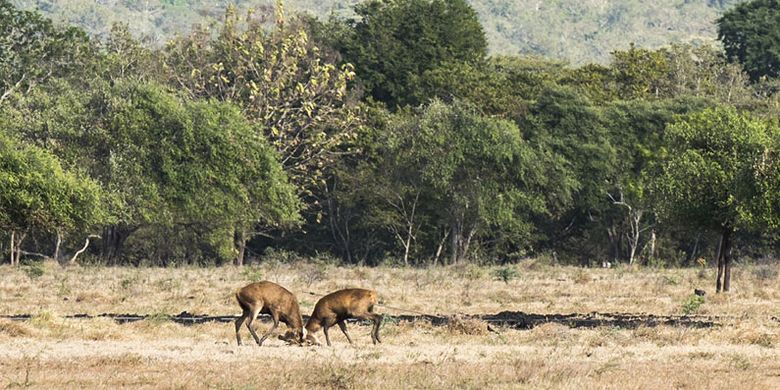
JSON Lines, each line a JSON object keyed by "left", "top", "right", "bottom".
{"left": 2, "top": 259, "right": 780, "bottom": 389}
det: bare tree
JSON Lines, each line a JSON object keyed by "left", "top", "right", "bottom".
{"left": 608, "top": 190, "right": 653, "bottom": 264}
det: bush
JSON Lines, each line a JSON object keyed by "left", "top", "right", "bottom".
{"left": 241, "top": 266, "right": 264, "bottom": 282}
{"left": 297, "top": 261, "right": 328, "bottom": 288}
{"left": 752, "top": 265, "right": 778, "bottom": 282}
{"left": 262, "top": 247, "right": 298, "bottom": 264}
{"left": 681, "top": 295, "right": 705, "bottom": 315}
{"left": 22, "top": 263, "right": 45, "bottom": 280}
{"left": 492, "top": 266, "right": 519, "bottom": 284}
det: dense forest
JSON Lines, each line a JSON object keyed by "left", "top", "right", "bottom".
{"left": 13, "top": 0, "right": 748, "bottom": 64}
{"left": 2, "top": 0, "right": 780, "bottom": 292}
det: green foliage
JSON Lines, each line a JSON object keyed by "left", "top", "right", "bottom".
{"left": 492, "top": 266, "right": 519, "bottom": 284}
{"left": 3, "top": 0, "right": 780, "bottom": 268}
{"left": 0, "top": 129, "right": 105, "bottom": 235}
{"left": 322, "top": 0, "right": 487, "bottom": 108}
{"left": 523, "top": 85, "right": 615, "bottom": 215}
{"left": 382, "top": 100, "right": 564, "bottom": 263}
{"left": 161, "top": 5, "right": 359, "bottom": 194}
{"left": 718, "top": 0, "right": 780, "bottom": 81}
{"left": 681, "top": 294, "right": 705, "bottom": 315}
{"left": 4, "top": 79, "right": 299, "bottom": 264}
{"left": 0, "top": 0, "right": 93, "bottom": 103}
{"left": 611, "top": 44, "right": 671, "bottom": 99}
{"left": 654, "top": 107, "right": 780, "bottom": 232}
{"left": 241, "top": 266, "right": 264, "bottom": 283}
{"left": 22, "top": 262, "right": 44, "bottom": 279}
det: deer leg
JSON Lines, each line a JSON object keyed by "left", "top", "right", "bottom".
{"left": 235, "top": 310, "right": 248, "bottom": 346}
{"left": 323, "top": 324, "right": 332, "bottom": 346}
{"left": 337, "top": 320, "right": 353, "bottom": 344}
{"left": 258, "top": 312, "right": 280, "bottom": 346}
{"left": 246, "top": 307, "right": 263, "bottom": 346}
{"left": 370, "top": 313, "right": 383, "bottom": 344}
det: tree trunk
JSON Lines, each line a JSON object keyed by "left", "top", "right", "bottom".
{"left": 401, "top": 232, "right": 411, "bottom": 267}
{"left": 234, "top": 228, "right": 247, "bottom": 266}
{"left": 69, "top": 235, "right": 98, "bottom": 265}
{"left": 326, "top": 192, "right": 352, "bottom": 264}
{"left": 54, "top": 230, "right": 63, "bottom": 264}
{"left": 648, "top": 229, "right": 656, "bottom": 261}
{"left": 689, "top": 233, "right": 700, "bottom": 265}
{"left": 722, "top": 229, "right": 733, "bottom": 292}
{"left": 461, "top": 227, "right": 477, "bottom": 263}
{"left": 433, "top": 230, "right": 449, "bottom": 266}
{"left": 715, "top": 232, "right": 725, "bottom": 293}
{"left": 450, "top": 221, "right": 462, "bottom": 265}
{"left": 606, "top": 226, "right": 619, "bottom": 263}
{"left": 100, "top": 225, "right": 134, "bottom": 265}
{"left": 10, "top": 230, "right": 14, "bottom": 266}
{"left": 14, "top": 231, "right": 26, "bottom": 266}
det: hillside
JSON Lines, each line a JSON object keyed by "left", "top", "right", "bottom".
{"left": 12, "top": 0, "right": 746, "bottom": 64}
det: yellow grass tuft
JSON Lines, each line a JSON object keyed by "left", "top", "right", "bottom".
{"left": 447, "top": 315, "right": 488, "bottom": 335}
{"left": 0, "top": 320, "right": 32, "bottom": 337}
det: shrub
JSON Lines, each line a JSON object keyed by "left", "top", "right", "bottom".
{"left": 241, "top": 266, "right": 264, "bottom": 282}
{"left": 22, "top": 263, "right": 44, "bottom": 280}
{"left": 492, "top": 266, "right": 519, "bottom": 284}
{"left": 753, "top": 265, "right": 778, "bottom": 282}
{"left": 298, "top": 261, "right": 328, "bottom": 288}
{"left": 262, "top": 247, "right": 298, "bottom": 263}
{"left": 681, "top": 295, "right": 705, "bottom": 315}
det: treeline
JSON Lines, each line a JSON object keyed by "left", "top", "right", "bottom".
{"left": 13, "top": 0, "right": 748, "bottom": 64}
{"left": 2, "top": 0, "right": 780, "bottom": 284}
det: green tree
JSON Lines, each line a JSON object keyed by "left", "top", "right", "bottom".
{"left": 718, "top": 0, "right": 780, "bottom": 81}
{"left": 601, "top": 97, "right": 712, "bottom": 264}
{"left": 654, "top": 107, "right": 780, "bottom": 292}
{"left": 0, "top": 0, "right": 93, "bottom": 103}
{"left": 161, "top": 5, "right": 359, "bottom": 197}
{"left": 321, "top": 0, "right": 487, "bottom": 108}
{"left": 610, "top": 44, "right": 671, "bottom": 100}
{"left": 388, "top": 100, "right": 568, "bottom": 264}
{"left": 4, "top": 80, "right": 299, "bottom": 265}
{"left": 0, "top": 130, "right": 104, "bottom": 265}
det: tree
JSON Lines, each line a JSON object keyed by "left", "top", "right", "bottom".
{"left": 161, "top": 5, "right": 359, "bottom": 197}
{"left": 0, "top": 1, "right": 93, "bottom": 103}
{"left": 610, "top": 44, "right": 671, "bottom": 99}
{"left": 389, "top": 100, "right": 567, "bottom": 264}
{"left": 4, "top": 80, "right": 299, "bottom": 265}
{"left": 0, "top": 130, "right": 104, "bottom": 265}
{"left": 654, "top": 107, "right": 780, "bottom": 292}
{"left": 321, "top": 0, "right": 487, "bottom": 108}
{"left": 718, "top": 0, "right": 780, "bottom": 81}
{"left": 520, "top": 85, "right": 616, "bottom": 262}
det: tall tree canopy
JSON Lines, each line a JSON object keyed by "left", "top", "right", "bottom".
{"left": 320, "top": 0, "right": 488, "bottom": 108}
{"left": 0, "top": 0, "right": 93, "bottom": 103}
{"left": 654, "top": 107, "right": 780, "bottom": 291}
{"left": 162, "top": 6, "right": 359, "bottom": 195}
{"left": 0, "top": 129, "right": 104, "bottom": 264}
{"left": 3, "top": 80, "right": 299, "bottom": 264}
{"left": 718, "top": 0, "right": 780, "bottom": 81}
{"left": 397, "top": 100, "right": 564, "bottom": 263}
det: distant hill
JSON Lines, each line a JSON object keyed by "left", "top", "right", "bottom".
{"left": 12, "top": 0, "right": 747, "bottom": 64}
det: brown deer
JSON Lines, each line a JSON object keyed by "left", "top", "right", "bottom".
{"left": 234, "top": 281, "right": 305, "bottom": 346}
{"left": 304, "top": 288, "right": 383, "bottom": 346}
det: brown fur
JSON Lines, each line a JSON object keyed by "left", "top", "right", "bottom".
{"left": 305, "top": 288, "right": 383, "bottom": 346}
{"left": 234, "top": 281, "right": 304, "bottom": 346}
